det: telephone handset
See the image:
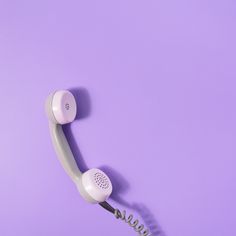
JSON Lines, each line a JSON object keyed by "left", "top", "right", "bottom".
{"left": 45, "top": 90, "right": 150, "bottom": 236}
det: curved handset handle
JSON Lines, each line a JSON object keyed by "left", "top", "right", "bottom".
{"left": 49, "top": 122, "right": 82, "bottom": 182}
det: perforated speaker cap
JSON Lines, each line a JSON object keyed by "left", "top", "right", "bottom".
{"left": 82, "top": 168, "right": 113, "bottom": 203}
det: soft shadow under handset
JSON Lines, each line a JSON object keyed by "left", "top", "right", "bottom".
{"left": 45, "top": 90, "right": 151, "bottom": 236}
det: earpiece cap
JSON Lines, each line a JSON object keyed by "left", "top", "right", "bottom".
{"left": 47, "top": 90, "right": 77, "bottom": 124}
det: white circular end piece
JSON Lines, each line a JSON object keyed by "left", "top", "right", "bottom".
{"left": 82, "top": 168, "right": 113, "bottom": 203}
{"left": 52, "top": 90, "right": 77, "bottom": 124}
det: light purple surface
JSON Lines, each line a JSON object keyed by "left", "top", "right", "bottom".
{"left": 0, "top": 1, "right": 236, "bottom": 235}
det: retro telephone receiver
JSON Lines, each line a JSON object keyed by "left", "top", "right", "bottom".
{"left": 45, "top": 90, "right": 150, "bottom": 236}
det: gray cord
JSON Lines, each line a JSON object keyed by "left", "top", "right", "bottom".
{"left": 114, "top": 209, "right": 151, "bottom": 236}
{"left": 99, "top": 202, "right": 151, "bottom": 236}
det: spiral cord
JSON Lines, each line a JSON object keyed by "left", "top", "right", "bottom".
{"left": 99, "top": 201, "right": 151, "bottom": 236}
{"left": 114, "top": 209, "right": 151, "bottom": 236}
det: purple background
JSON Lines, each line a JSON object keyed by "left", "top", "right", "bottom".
{"left": 0, "top": 0, "right": 236, "bottom": 235}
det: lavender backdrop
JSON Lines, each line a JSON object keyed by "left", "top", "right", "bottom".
{"left": 0, "top": 0, "right": 236, "bottom": 236}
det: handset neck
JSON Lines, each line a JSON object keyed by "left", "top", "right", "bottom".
{"left": 48, "top": 122, "right": 98, "bottom": 203}
{"left": 49, "top": 122, "right": 82, "bottom": 183}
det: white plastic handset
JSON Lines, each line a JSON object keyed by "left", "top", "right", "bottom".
{"left": 46, "top": 90, "right": 112, "bottom": 203}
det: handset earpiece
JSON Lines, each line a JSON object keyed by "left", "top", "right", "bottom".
{"left": 45, "top": 90, "right": 112, "bottom": 203}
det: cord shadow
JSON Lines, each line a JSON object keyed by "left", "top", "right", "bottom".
{"left": 133, "top": 203, "right": 166, "bottom": 236}
{"left": 99, "top": 165, "right": 166, "bottom": 236}
{"left": 63, "top": 87, "right": 91, "bottom": 172}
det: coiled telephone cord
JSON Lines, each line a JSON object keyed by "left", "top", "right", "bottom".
{"left": 99, "top": 201, "right": 151, "bottom": 236}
